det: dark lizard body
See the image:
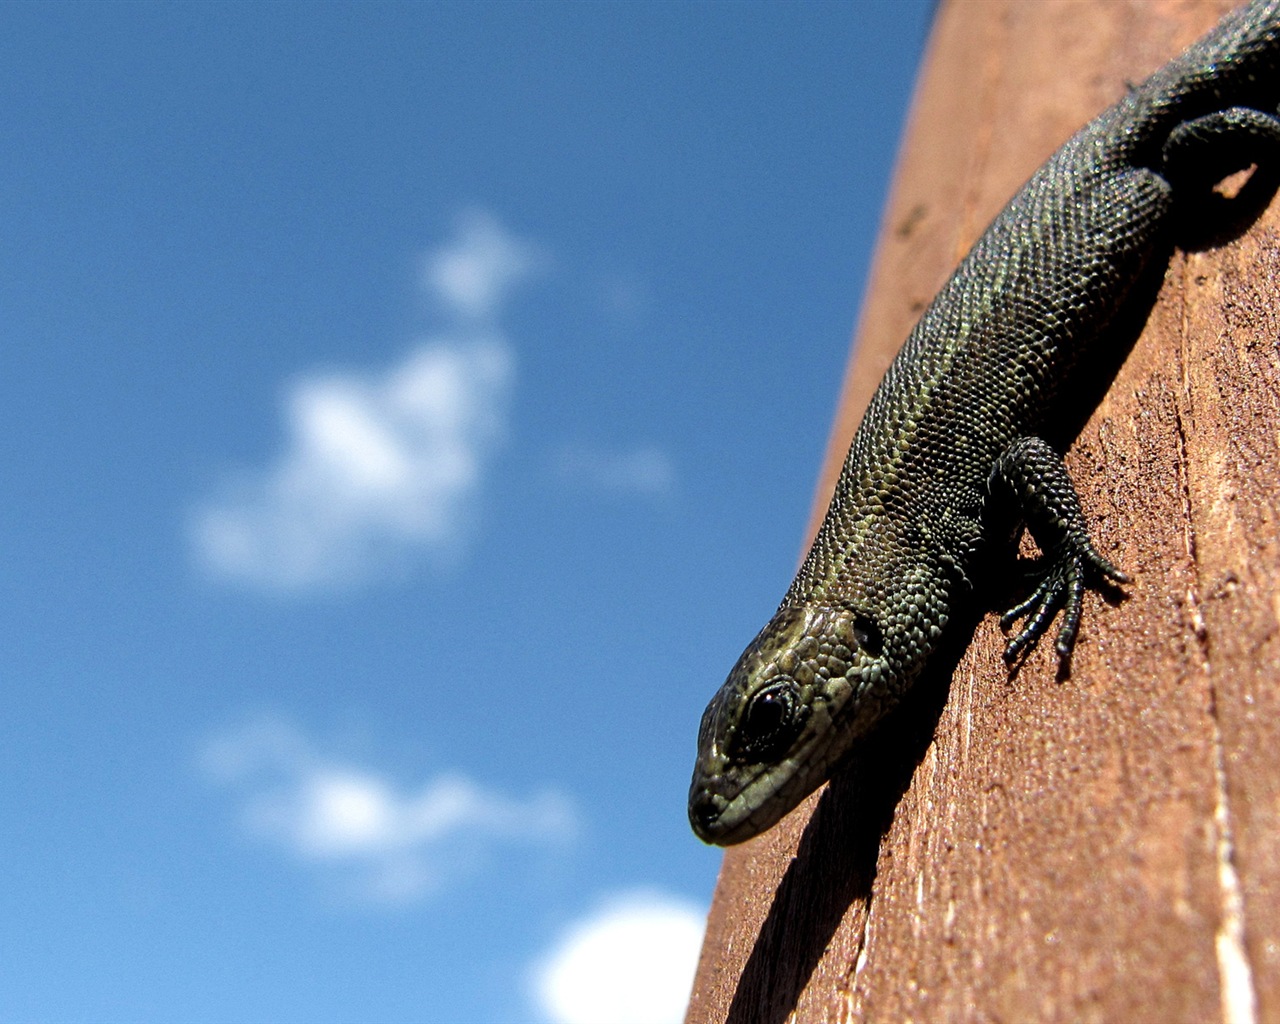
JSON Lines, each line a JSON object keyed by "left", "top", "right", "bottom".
{"left": 690, "top": 0, "right": 1280, "bottom": 846}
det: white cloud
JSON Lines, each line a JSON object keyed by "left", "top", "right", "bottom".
{"left": 533, "top": 892, "right": 707, "bottom": 1024}
{"left": 424, "top": 209, "right": 545, "bottom": 322}
{"left": 193, "top": 340, "right": 512, "bottom": 588}
{"left": 202, "top": 717, "right": 576, "bottom": 904}
{"left": 554, "top": 444, "right": 676, "bottom": 496}
{"left": 192, "top": 211, "right": 539, "bottom": 590}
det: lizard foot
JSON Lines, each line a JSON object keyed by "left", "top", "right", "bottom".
{"left": 1000, "top": 543, "right": 1128, "bottom": 662}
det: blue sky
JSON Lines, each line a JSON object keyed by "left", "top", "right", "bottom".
{"left": 0, "top": 2, "right": 931, "bottom": 1022}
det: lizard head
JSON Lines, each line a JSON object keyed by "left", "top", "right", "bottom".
{"left": 687, "top": 602, "right": 893, "bottom": 845}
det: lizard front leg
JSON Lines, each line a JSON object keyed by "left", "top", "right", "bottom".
{"left": 988, "top": 435, "right": 1129, "bottom": 662}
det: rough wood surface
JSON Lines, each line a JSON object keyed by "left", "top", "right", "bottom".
{"left": 685, "top": 2, "right": 1280, "bottom": 1022}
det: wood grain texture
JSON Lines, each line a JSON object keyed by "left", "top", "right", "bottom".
{"left": 685, "top": 2, "right": 1280, "bottom": 1022}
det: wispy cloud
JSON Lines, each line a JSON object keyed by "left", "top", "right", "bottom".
{"left": 202, "top": 717, "right": 576, "bottom": 904}
{"left": 554, "top": 444, "right": 676, "bottom": 497}
{"left": 424, "top": 209, "right": 545, "bottom": 321}
{"left": 532, "top": 891, "right": 706, "bottom": 1024}
{"left": 192, "top": 340, "right": 513, "bottom": 589}
{"left": 191, "top": 211, "right": 537, "bottom": 590}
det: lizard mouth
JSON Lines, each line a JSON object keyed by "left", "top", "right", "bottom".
{"left": 687, "top": 758, "right": 818, "bottom": 846}
{"left": 687, "top": 788, "right": 775, "bottom": 846}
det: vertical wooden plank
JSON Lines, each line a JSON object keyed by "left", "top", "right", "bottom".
{"left": 685, "top": 2, "right": 1280, "bottom": 1022}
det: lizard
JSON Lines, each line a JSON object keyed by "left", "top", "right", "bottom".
{"left": 689, "top": 0, "right": 1280, "bottom": 846}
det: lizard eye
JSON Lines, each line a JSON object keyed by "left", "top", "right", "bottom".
{"left": 853, "top": 614, "right": 883, "bottom": 656}
{"left": 734, "top": 677, "right": 806, "bottom": 763}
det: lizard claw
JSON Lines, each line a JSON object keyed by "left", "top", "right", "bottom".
{"left": 1001, "top": 544, "right": 1128, "bottom": 662}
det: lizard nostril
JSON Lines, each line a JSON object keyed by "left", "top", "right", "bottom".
{"left": 688, "top": 791, "right": 721, "bottom": 835}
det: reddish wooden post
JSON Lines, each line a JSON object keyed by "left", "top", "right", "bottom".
{"left": 685, "top": 2, "right": 1280, "bottom": 1021}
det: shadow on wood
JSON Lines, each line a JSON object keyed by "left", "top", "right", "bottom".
{"left": 723, "top": 626, "right": 966, "bottom": 1024}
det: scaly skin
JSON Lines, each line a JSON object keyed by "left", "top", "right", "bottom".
{"left": 690, "top": 0, "right": 1280, "bottom": 846}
